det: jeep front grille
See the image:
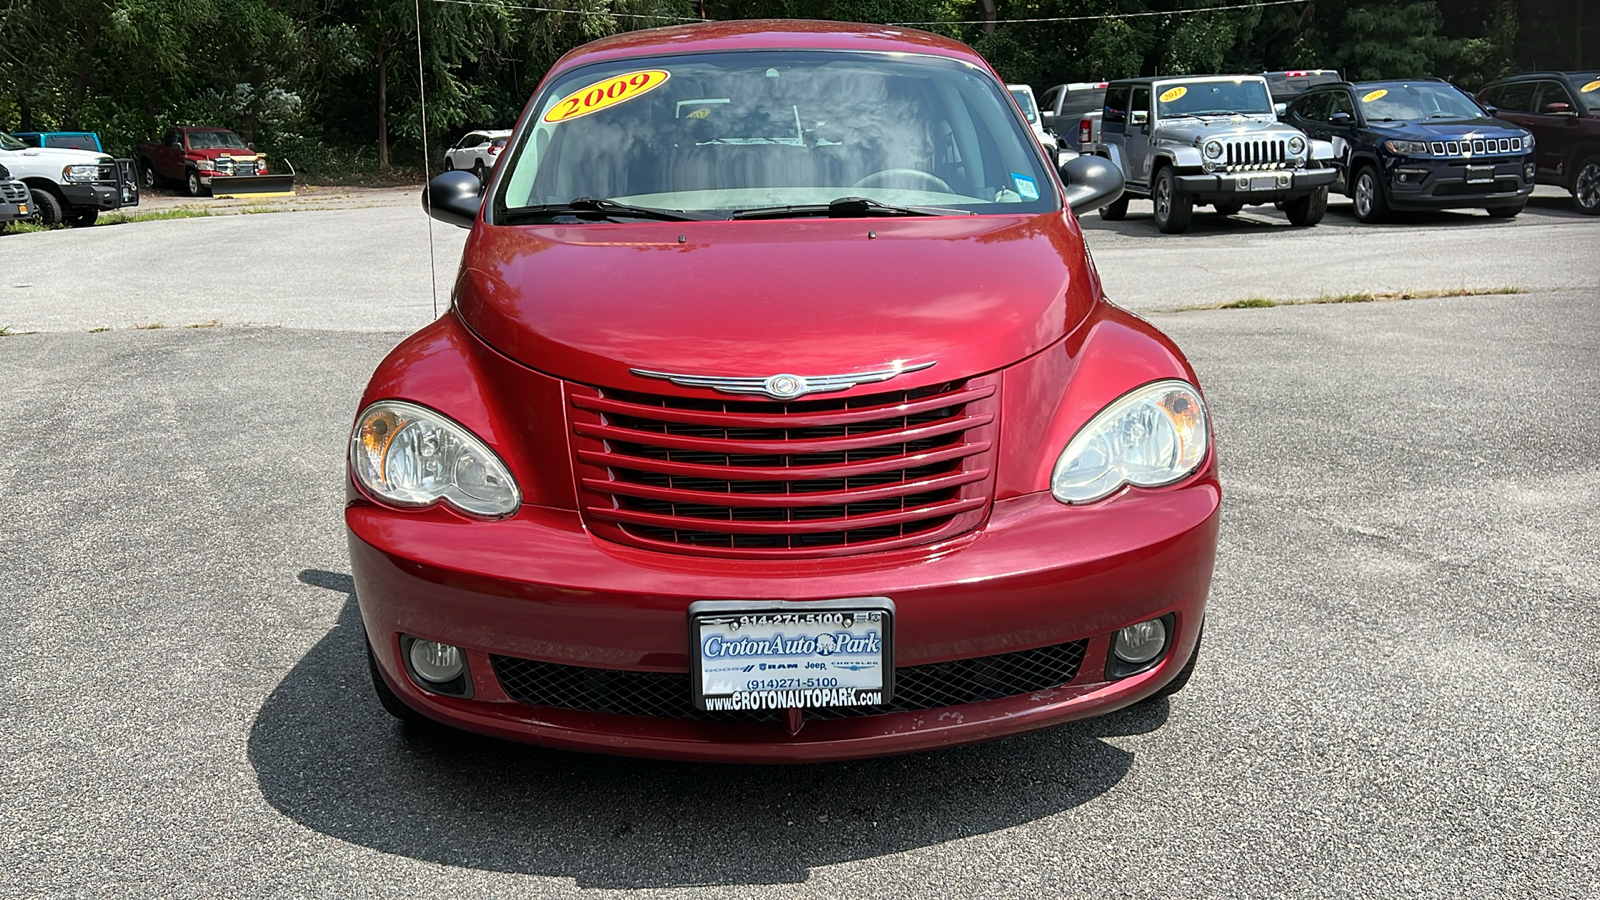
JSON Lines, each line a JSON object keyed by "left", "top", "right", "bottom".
{"left": 1428, "top": 138, "right": 1519, "bottom": 157}
{"left": 569, "top": 376, "right": 999, "bottom": 558}
{"left": 1222, "top": 138, "right": 1288, "bottom": 171}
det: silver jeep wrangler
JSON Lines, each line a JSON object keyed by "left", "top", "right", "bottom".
{"left": 1096, "top": 75, "right": 1337, "bottom": 233}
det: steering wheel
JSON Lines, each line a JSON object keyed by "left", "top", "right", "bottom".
{"left": 850, "top": 168, "right": 951, "bottom": 192}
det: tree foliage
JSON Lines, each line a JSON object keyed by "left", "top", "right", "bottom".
{"left": 0, "top": 0, "right": 1571, "bottom": 176}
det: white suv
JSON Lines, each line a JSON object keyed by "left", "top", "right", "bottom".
{"left": 443, "top": 129, "right": 512, "bottom": 180}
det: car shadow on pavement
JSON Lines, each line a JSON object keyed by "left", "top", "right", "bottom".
{"left": 249, "top": 569, "right": 1158, "bottom": 889}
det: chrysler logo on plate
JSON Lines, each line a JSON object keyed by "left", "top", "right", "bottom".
{"left": 630, "top": 361, "right": 935, "bottom": 400}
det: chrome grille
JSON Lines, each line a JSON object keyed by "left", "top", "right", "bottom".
{"left": 570, "top": 377, "right": 998, "bottom": 558}
{"left": 0, "top": 181, "right": 27, "bottom": 202}
{"left": 1429, "top": 137, "right": 1519, "bottom": 157}
{"left": 214, "top": 157, "right": 260, "bottom": 176}
{"left": 1222, "top": 138, "right": 1287, "bottom": 171}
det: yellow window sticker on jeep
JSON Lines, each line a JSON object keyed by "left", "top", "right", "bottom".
{"left": 1361, "top": 89, "right": 1389, "bottom": 102}
{"left": 1582, "top": 80, "right": 1600, "bottom": 93}
{"left": 1159, "top": 86, "right": 1188, "bottom": 103}
{"left": 686, "top": 108, "right": 711, "bottom": 119}
{"left": 543, "top": 70, "right": 671, "bottom": 124}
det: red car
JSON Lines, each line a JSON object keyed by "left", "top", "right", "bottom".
{"left": 348, "top": 21, "right": 1219, "bottom": 762}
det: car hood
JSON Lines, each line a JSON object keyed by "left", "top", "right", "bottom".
{"left": 455, "top": 213, "right": 1098, "bottom": 392}
{"left": 1, "top": 146, "right": 110, "bottom": 165}
{"left": 1367, "top": 118, "right": 1528, "bottom": 140}
{"left": 1154, "top": 114, "right": 1289, "bottom": 142}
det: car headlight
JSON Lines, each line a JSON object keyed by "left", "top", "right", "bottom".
{"left": 1384, "top": 140, "right": 1429, "bottom": 156}
{"left": 1050, "top": 380, "right": 1209, "bottom": 504}
{"left": 350, "top": 400, "right": 520, "bottom": 517}
{"left": 1287, "top": 135, "right": 1306, "bottom": 155}
{"left": 1203, "top": 140, "right": 1223, "bottom": 159}
{"left": 1521, "top": 134, "right": 1534, "bottom": 151}
{"left": 195, "top": 158, "right": 216, "bottom": 171}
{"left": 61, "top": 164, "right": 100, "bottom": 183}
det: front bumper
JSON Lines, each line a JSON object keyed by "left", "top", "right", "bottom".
{"left": 349, "top": 480, "right": 1219, "bottom": 762}
{"left": 1383, "top": 156, "right": 1533, "bottom": 210}
{"left": 60, "top": 182, "right": 131, "bottom": 211}
{"left": 1176, "top": 166, "right": 1336, "bottom": 202}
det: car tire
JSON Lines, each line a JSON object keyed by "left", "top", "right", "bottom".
{"left": 1212, "top": 199, "right": 1244, "bottom": 216}
{"left": 1571, "top": 154, "right": 1600, "bottom": 215}
{"left": 1148, "top": 625, "right": 1203, "bottom": 702}
{"left": 27, "top": 188, "right": 64, "bottom": 227}
{"left": 1485, "top": 202, "right": 1524, "bottom": 219}
{"left": 443, "top": 158, "right": 455, "bottom": 171}
{"left": 140, "top": 158, "right": 161, "bottom": 189}
{"left": 1284, "top": 185, "right": 1328, "bottom": 227}
{"left": 68, "top": 209, "right": 99, "bottom": 228}
{"left": 185, "top": 168, "right": 203, "bottom": 197}
{"left": 1099, "top": 193, "right": 1129, "bottom": 221}
{"left": 1352, "top": 165, "right": 1389, "bottom": 223}
{"left": 367, "top": 640, "right": 433, "bottom": 727}
{"left": 472, "top": 160, "right": 486, "bottom": 182}
{"left": 1151, "top": 166, "right": 1192, "bottom": 234}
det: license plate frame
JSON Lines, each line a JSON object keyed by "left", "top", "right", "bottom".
{"left": 1249, "top": 174, "right": 1278, "bottom": 191}
{"left": 1465, "top": 164, "right": 1495, "bottom": 184}
{"left": 688, "top": 598, "right": 895, "bottom": 712}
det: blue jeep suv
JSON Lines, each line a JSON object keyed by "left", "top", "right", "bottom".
{"left": 1283, "top": 79, "right": 1535, "bottom": 222}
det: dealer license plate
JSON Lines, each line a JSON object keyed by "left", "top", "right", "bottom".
{"left": 1249, "top": 174, "right": 1278, "bottom": 191}
{"left": 689, "top": 598, "right": 894, "bottom": 712}
{"left": 1466, "top": 165, "right": 1494, "bottom": 184}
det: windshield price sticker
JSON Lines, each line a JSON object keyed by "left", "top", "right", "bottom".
{"left": 1361, "top": 89, "right": 1389, "bottom": 102}
{"left": 1159, "top": 86, "right": 1188, "bottom": 103}
{"left": 543, "top": 69, "right": 670, "bottom": 124}
{"left": 690, "top": 600, "right": 894, "bottom": 711}
{"left": 1583, "top": 80, "right": 1600, "bottom": 94}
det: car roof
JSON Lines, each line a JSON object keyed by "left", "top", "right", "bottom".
{"left": 1484, "top": 71, "right": 1600, "bottom": 85}
{"left": 1107, "top": 74, "right": 1267, "bottom": 87}
{"left": 547, "top": 19, "right": 987, "bottom": 81}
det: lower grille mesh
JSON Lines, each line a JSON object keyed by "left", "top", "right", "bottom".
{"left": 490, "top": 639, "right": 1088, "bottom": 722}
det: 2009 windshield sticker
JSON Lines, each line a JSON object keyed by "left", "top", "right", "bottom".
{"left": 1159, "top": 86, "right": 1188, "bottom": 103}
{"left": 543, "top": 70, "right": 670, "bottom": 124}
{"left": 1582, "top": 80, "right": 1600, "bottom": 93}
{"left": 1361, "top": 89, "right": 1389, "bottom": 102}
{"left": 1011, "top": 173, "right": 1039, "bottom": 200}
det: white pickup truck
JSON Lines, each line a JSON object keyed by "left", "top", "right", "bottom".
{"left": 0, "top": 130, "right": 138, "bottom": 226}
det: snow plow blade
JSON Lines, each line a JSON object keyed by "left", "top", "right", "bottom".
{"left": 210, "top": 174, "right": 296, "bottom": 199}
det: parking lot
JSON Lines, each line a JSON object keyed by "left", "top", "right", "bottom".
{"left": 2, "top": 190, "right": 1597, "bottom": 897}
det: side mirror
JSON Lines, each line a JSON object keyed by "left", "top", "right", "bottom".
{"left": 1274, "top": 102, "right": 1287, "bottom": 117}
{"left": 423, "top": 170, "right": 483, "bottom": 228}
{"left": 1059, "top": 154, "right": 1124, "bottom": 215}
{"left": 247, "top": 142, "right": 255, "bottom": 151}
{"left": 1329, "top": 111, "right": 1352, "bottom": 124}
{"left": 1130, "top": 110, "right": 1149, "bottom": 127}
{"left": 1481, "top": 103, "right": 1498, "bottom": 114}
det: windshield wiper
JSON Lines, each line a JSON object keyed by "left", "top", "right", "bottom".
{"left": 731, "top": 196, "right": 973, "bottom": 220}
{"left": 502, "top": 196, "right": 716, "bottom": 223}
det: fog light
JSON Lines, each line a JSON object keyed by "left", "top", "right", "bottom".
{"left": 1523, "top": 163, "right": 1535, "bottom": 180}
{"left": 1113, "top": 618, "right": 1168, "bottom": 665}
{"left": 409, "top": 639, "right": 464, "bottom": 683}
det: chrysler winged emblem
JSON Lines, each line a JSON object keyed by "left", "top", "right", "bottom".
{"left": 630, "top": 361, "right": 935, "bottom": 400}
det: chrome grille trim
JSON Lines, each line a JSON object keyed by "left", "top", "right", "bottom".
{"left": 1221, "top": 138, "right": 1288, "bottom": 172}
{"left": 1428, "top": 137, "right": 1519, "bottom": 157}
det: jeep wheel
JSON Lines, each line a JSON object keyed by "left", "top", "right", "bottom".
{"left": 1353, "top": 166, "right": 1389, "bottom": 223}
{"left": 1485, "top": 202, "right": 1524, "bottom": 219}
{"left": 1284, "top": 186, "right": 1328, "bottom": 227}
{"left": 185, "top": 169, "right": 203, "bottom": 197}
{"left": 1212, "top": 200, "right": 1244, "bottom": 216}
{"left": 27, "top": 189, "right": 64, "bottom": 227}
{"left": 1151, "top": 167, "right": 1192, "bottom": 234}
{"left": 1572, "top": 154, "right": 1600, "bottom": 215}
{"left": 1099, "top": 194, "right": 1129, "bottom": 221}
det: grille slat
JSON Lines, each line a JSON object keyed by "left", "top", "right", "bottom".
{"left": 1222, "top": 137, "right": 1287, "bottom": 172}
{"left": 490, "top": 638, "right": 1089, "bottom": 721}
{"left": 570, "top": 378, "right": 997, "bottom": 557}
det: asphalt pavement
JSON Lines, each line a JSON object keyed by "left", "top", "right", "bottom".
{"left": 1, "top": 194, "right": 1597, "bottom": 898}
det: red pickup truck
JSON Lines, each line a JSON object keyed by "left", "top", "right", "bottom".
{"left": 136, "top": 126, "right": 294, "bottom": 198}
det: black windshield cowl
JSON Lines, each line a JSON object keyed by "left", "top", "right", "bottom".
{"left": 730, "top": 196, "right": 975, "bottom": 220}
{"left": 502, "top": 197, "right": 718, "bottom": 224}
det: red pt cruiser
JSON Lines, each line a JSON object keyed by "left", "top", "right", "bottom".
{"left": 347, "top": 21, "right": 1220, "bottom": 762}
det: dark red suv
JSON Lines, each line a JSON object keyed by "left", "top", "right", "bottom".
{"left": 1479, "top": 72, "right": 1600, "bottom": 214}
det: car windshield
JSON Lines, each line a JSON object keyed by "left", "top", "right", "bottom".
{"left": 1009, "top": 87, "right": 1039, "bottom": 123}
{"left": 0, "top": 132, "right": 26, "bottom": 151}
{"left": 497, "top": 49, "right": 1057, "bottom": 220}
{"left": 1357, "top": 83, "right": 1484, "bottom": 120}
{"left": 1157, "top": 80, "right": 1274, "bottom": 117}
{"left": 1569, "top": 75, "right": 1600, "bottom": 113}
{"left": 187, "top": 130, "right": 248, "bottom": 150}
